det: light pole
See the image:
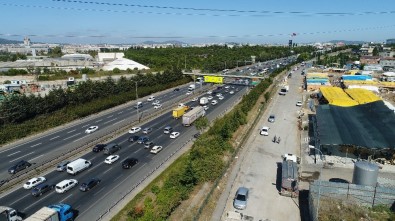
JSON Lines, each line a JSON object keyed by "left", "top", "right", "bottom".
{"left": 311, "top": 147, "right": 325, "bottom": 221}
{"left": 135, "top": 81, "right": 139, "bottom": 122}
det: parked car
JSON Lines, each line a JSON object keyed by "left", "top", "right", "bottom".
{"left": 85, "top": 126, "right": 99, "bottom": 134}
{"left": 31, "top": 183, "right": 54, "bottom": 197}
{"left": 268, "top": 115, "right": 276, "bottom": 123}
{"left": 144, "top": 141, "right": 155, "bottom": 149}
{"left": 296, "top": 101, "right": 302, "bottom": 107}
{"left": 192, "top": 97, "right": 199, "bottom": 102}
{"left": 260, "top": 126, "right": 269, "bottom": 136}
{"left": 8, "top": 160, "right": 31, "bottom": 174}
{"left": 122, "top": 158, "right": 138, "bottom": 169}
{"left": 218, "top": 96, "right": 224, "bottom": 100}
{"left": 229, "top": 91, "right": 235, "bottom": 94}
{"left": 129, "top": 127, "right": 141, "bottom": 134}
{"left": 233, "top": 187, "right": 249, "bottom": 210}
{"left": 23, "top": 177, "right": 46, "bottom": 189}
{"left": 128, "top": 135, "right": 140, "bottom": 142}
{"left": 142, "top": 127, "right": 153, "bottom": 134}
{"left": 211, "top": 100, "right": 218, "bottom": 105}
{"left": 138, "top": 136, "right": 149, "bottom": 144}
{"left": 150, "top": 145, "right": 163, "bottom": 154}
{"left": 92, "top": 144, "right": 107, "bottom": 152}
{"left": 170, "top": 132, "right": 180, "bottom": 139}
{"left": 79, "top": 178, "right": 101, "bottom": 192}
{"left": 104, "top": 155, "right": 120, "bottom": 164}
{"left": 203, "top": 105, "right": 209, "bottom": 111}
{"left": 56, "top": 161, "right": 70, "bottom": 171}
{"left": 207, "top": 96, "right": 213, "bottom": 100}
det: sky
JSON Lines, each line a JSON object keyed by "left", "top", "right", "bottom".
{"left": 0, "top": 0, "right": 394, "bottom": 44}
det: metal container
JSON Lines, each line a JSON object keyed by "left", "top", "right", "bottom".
{"left": 352, "top": 161, "right": 379, "bottom": 186}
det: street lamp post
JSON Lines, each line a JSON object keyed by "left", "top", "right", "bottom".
{"left": 135, "top": 81, "right": 139, "bottom": 122}
{"left": 311, "top": 147, "right": 325, "bottom": 221}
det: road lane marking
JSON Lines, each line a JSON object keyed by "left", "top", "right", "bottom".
{"left": 126, "top": 108, "right": 133, "bottom": 111}
{"left": 81, "top": 124, "right": 89, "bottom": 128}
{"left": 93, "top": 187, "right": 105, "bottom": 196}
{"left": 10, "top": 194, "right": 28, "bottom": 206}
{"left": 7, "top": 151, "right": 21, "bottom": 157}
{"left": 24, "top": 191, "right": 53, "bottom": 210}
{"left": 95, "top": 119, "right": 103, "bottom": 123}
{"left": 103, "top": 118, "right": 117, "bottom": 124}
{"left": 113, "top": 174, "right": 122, "bottom": 181}
{"left": 118, "top": 111, "right": 123, "bottom": 114}
{"left": 73, "top": 135, "right": 89, "bottom": 142}
{"left": 107, "top": 115, "right": 113, "bottom": 118}
{"left": 60, "top": 193, "right": 73, "bottom": 203}
{"left": 88, "top": 161, "right": 104, "bottom": 172}
{"left": 9, "top": 152, "right": 35, "bottom": 162}
{"left": 29, "top": 154, "right": 44, "bottom": 162}
{"left": 63, "top": 133, "right": 82, "bottom": 140}
{"left": 133, "top": 148, "right": 142, "bottom": 154}
{"left": 102, "top": 167, "right": 112, "bottom": 174}
{"left": 112, "top": 119, "right": 125, "bottom": 125}
{"left": 119, "top": 139, "right": 128, "bottom": 145}
{"left": 67, "top": 129, "right": 76, "bottom": 134}
{"left": 49, "top": 136, "right": 60, "bottom": 140}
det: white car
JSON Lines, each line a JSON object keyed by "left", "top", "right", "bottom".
{"left": 170, "top": 132, "right": 180, "bottom": 139}
{"left": 229, "top": 91, "right": 235, "bottom": 95}
{"left": 260, "top": 126, "right": 270, "bottom": 136}
{"left": 55, "top": 179, "right": 78, "bottom": 193}
{"left": 85, "top": 126, "right": 99, "bottom": 134}
{"left": 216, "top": 93, "right": 222, "bottom": 97}
{"left": 225, "top": 85, "right": 230, "bottom": 89}
{"left": 104, "top": 155, "right": 120, "bottom": 164}
{"left": 129, "top": 127, "right": 141, "bottom": 134}
{"left": 186, "top": 91, "right": 192, "bottom": 95}
{"left": 192, "top": 97, "right": 199, "bottom": 102}
{"left": 147, "top": 96, "right": 155, "bottom": 101}
{"left": 150, "top": 145, "right": 163, "bottom": 154}
{"left": 211, "top": 100, "right": 218, "bottom": 105}
{"left": 152, "top": 100, "right": 160, "bottom": 105}
{"left": 207, "top": 91, "right": 212, "bottom": 95}
{"left": 207, "top": 96, "right": 213, "bottom": 100}
{"left": 203, "top": 105, "right": 209, "bottom": 111}
{"left": 154, "top": 104, "right": 162, "bottom": 109}
{"left": 296, "top": 101, "right": 303, "bottom": 107}
{"left": 23, "top": 177, "right": 46, "bottom": 189}
{"left": 218, "top": 96, "right": 224, "bottom": 100}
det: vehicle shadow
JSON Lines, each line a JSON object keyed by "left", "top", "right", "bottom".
{"left": 275, "top": 162, "right": 282, "bottom": 192}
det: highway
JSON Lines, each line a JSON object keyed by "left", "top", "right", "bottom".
{"left": 0, "top": 84, "right": 247, "bottom": 220}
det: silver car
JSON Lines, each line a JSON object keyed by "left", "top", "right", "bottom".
{"left": 233, "top": 187, "right": 249, "bottom": 210}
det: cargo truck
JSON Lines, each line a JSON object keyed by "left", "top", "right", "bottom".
{"left": 182, "top": 106, "right": 205, "bottom": 126}
{"left": 280, "top": 158, "right": 299, "bottom": 198}
{"left": 0, "top": 206, "right": 22, "bottom": 221}
{"left": 25, "top": 203, "right": 74, "bottom": 221}
{"left": 172, "top": 106, "right": 189, "bottom": 119}
{"left": 199, "top": 97, "right": 209, "bottom": 106}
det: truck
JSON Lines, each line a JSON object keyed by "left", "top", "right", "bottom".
{"left": 182, "top": 106, "right": 205, "bottom": 126}
{"left": 0, "top": 206, "right": 22, "bottom": 221}
{"left": 25, "top": 203, "right": 74, "bottom": 221}
{"left": 188, "top": 84, "right": 196, "bottom": 91}
{"left": 280, "top": 157, "right": 299, "bottom": 198}
{"left": 172, "top": 106, "right": 189, "bottom": 119}
{"left": 199, "top": 97, "right": 209, "bottom": 106}
{"left": 66, "top": 158, "right": 91, "bottom": 175}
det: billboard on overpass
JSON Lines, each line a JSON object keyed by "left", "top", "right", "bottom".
{"left": 204, "top": 76, "right": 223, "bottom": 84}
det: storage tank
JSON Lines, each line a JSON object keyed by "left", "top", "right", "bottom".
{"left": 352, "top": 161, "right": 379, "bottom": 186}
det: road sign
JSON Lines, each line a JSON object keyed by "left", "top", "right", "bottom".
{"left": 204, "top": 76, "right": 223, "bottom": 84}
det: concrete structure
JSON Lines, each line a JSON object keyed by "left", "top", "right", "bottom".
{"left": 379, "top": 51, "right": 395, "bottom": 58}
{"left": 360, "top": 56, "right": 380, "bottom": 65}
{"left": 97, "top": 52, "right": 125, "bottom": 62}
{"left": 102, "top": 58, "right": 149, "bottom": 71}
{"left": 380, "top": 57, "right": 395, "bottom": 70}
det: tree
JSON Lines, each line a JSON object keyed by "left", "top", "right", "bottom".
{"left": 195, "top": 116, "right": 209, "bottom": 132}
{"left": 372, "top": 47, "right": 379, "bottom": 56}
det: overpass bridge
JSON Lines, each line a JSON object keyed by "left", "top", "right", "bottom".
{"left": 183, "top": 72, "right": 267, "bottom": 79}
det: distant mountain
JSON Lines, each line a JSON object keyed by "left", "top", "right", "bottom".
{"left": 141, "top": 40, "right": 186, "bottom": 45}
{"left": 0, "top": 38, "right": 23, "bottom": 44}
{"left": 328, "top": 40, "right": 367, "bottom": 45}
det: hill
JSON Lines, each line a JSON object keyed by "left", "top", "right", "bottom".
{"left": 329, "top": 40, "right": 367, "bottom": 45}
{"left": 0, "top": 38, "right": 22, "bottom": 44}
{"left": 141, "top": 40, "right": 186, "bottom": 45}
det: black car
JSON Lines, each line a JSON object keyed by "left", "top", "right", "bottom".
{"left": 8, "top": 160, "right": 31, "bottom": 174}
{"left": 56, "top": 161, "right": 70, "bottom": 172}
{"left": 31, "top": 183, "right": 54, "bottom": 197}
{"left": 92, "top": 144, "right": 107, "bottom": 152}
{"left": 129, "top": 135, "right": 140, "bottom": 142}
{"left": 137, "top": 136, "right": 149, "bottom": 144}
{"left": 122, "top": 158, "right": 138, "bottom": 169}
{"left": 79, "top": 178, "right": 101, "bottom": 192}
{"left": 173, "top": 88, "right": 180, "bottom": 91}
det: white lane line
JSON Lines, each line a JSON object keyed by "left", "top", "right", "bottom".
{"left": 29, "top": 154, "right": 44, "bottom": 162}
{"left": 7, "top": 151, "right": 21, "bottom": 157}
{"left": 93, "top": 187, "right": 106, "bottom": 196}
{"left": 102, "top": 167, "right": 112, "bottom": 174}
{"left": 112, "top": 119, "right": 125, "bottom": 125}
{"left": 10, "top": 152, "right": 35, "bottom": 162}
{"left": 133, "top": 148, "right": 142, "bottom": 154}
{"left": 88, "top": 161, "right": 104, "bottom": 172}
{"left": 126, "top": 108, "right": 133, "bottom": 111}
{"left": 95, "top": 119, "right": 103, "bottom": 123}
{"left": 118, "top": 111, "right": 123, "bottom": 114}
{"left": 113, "top": 174, "right": 122, "bottom": 181}
{"left": 63, "top": 133, "right": 82, "bottom": 140}
{"left": 103, "top": 118, "right": 117, "bottom": 124}
{"left": 73, "top": 135, "right": 89, "bottom": 143}
{"left": 107, "top": 115, "right": 114, "bottom": 118}
{"left": 119, "top": 139, "right": 128, "bottom": 145}
{"left": 81, "top": 124, "right": 89, "bottom": 128}
{"left": 24, "top": 192, "right": 53, "bottom": 210}
{"left": 49, "top": 136, "right": 60, "bottom": 141}
{"left": 10, "top": 194, "right": 28, "bottom": 206}
{"left": 60, "top": 193, "right": 73, "bottom": 203}
{"left": 67, "top": 129, "right": 76, "bottom": 134}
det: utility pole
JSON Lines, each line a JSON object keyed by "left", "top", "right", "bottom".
{"left": 135, "top": 81, "right": 139, "bottom": 122}
{"left": 184, "top": 55, "right": 187, "bottom": 70}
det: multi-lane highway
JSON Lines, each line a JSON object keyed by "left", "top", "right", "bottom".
{"left": 0, "top": 84, "right": 247, "bottom": 220}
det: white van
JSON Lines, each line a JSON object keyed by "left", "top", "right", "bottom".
{"left": 55, "top": 179, "right": 78, "bottom": 193}
{"left": 66, "top": 158, "right": 91, "bottom": 175}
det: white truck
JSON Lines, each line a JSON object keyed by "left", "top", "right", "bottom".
{"left": 0, "top": 207, "right": 21, "bottom": 221}
{"left": 188, "top": 84, "right": 196, "bottom": 91}
{"left": 182, "top": 106, "right": 205, "bottom": 126}
{"left": 199, "top": 97, "right": 209, "bottom": 106}
{"left": 66, "top": 158, "right": 91, "bottom": 175}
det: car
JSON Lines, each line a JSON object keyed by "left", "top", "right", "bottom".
{"left": 79, "top": 178, "right": 101, "bottom": 192}
{"left": 203, "top": 105, "right": 209, "bottom": 111}
{"left": 218, "top": 96, "right": 224, "bottom": 100}
{"left": 144, "top": 141, "right": 155, "bottom": 149}
{"left": 56, "top": 161, "right": 70, "bottom": 171}
{"left": 23, "top": 177, "right": 46, "bottom": 189}
{"left": 194, "top": 132, "right": 201, "bottom": 138}
{"left": 55, "top": 179, "right": 78, "bottom": 193}
{"left": 129, "top": 127, "right": 141, "bottom": 134}
{"left": 170, "top": 132, "right": 180, "bottom": 139}
{"left": 8, "top": 160, "right": 31, "bottom": 174}
{"left": 150, "top": 145, "right": 163, "bottom": 154}
{"left": 192, "top": 97, "right": 199, "bottom": 102}
{"left": 173, "top": 88, "right": 180, "bottom": 91}
{"left": 206, "top": 90, "right": 212, "bottom": 95}
{"left": 296, "top": 101, "right": 303, "bottom": 107}
{"left": 268, "top": 115, "right": 276, "bottom": 123}
{"left": 154, "top": 104, "right": 162, "bottom": 109}
{"left": 225, "top": 89, "right": 229, "bottom": 93}
{"left": 147, "top": 96, "right": 155, "bottom": 101}
{"left": 216, "top": 93, "right": 222, "bottom": 97}
{"left": 152, "top": 100, "right": 160, "bottom": 106}
{"left": 225, "top": 85, "right": 230, "bottom": 89}
{"left": 122, "top": 158, "right": 138, "bottom": 169}
{"left": 211, "top": 100, "right": 218, "bottom": 105}
{"left": 92, "top": 144, "right": 106, "bottom": 152}
{"left": 233, "top": 187, "right": 249, "bottom": 210}
{"left": 31, "top": 183, "right": 54, "bottom": 197}
{"left": 134, "top": 102, "right": 143, "bottom": 109}
{"left": 142, "top": 127, "right": 153, "bottom": 134}
{"left": 260, "top": 126, "right": 270, "bottom": 136}
{"left": 186, "top": 91, "right": 192, "bottom": 95}
{"left": 128, "top": 135, "right": 140, "bottom": 142}
{"left": 137, "top": 136, "right": 149, "bottom": 144}
{"left": 207, "top": 96, "right": 213, "bottom": 100}
{"left": 229, "top": 91, "right": 235, "bottom": 95}
{"left": 85, "top": 126, "right": 99, "bottom": 134}
{"left": 104, "top": 155, "right": 120, "bottom": 164}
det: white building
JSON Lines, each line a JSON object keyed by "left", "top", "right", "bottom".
{"left": 102, "top": 58, "right": 149, "bottom": 71}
